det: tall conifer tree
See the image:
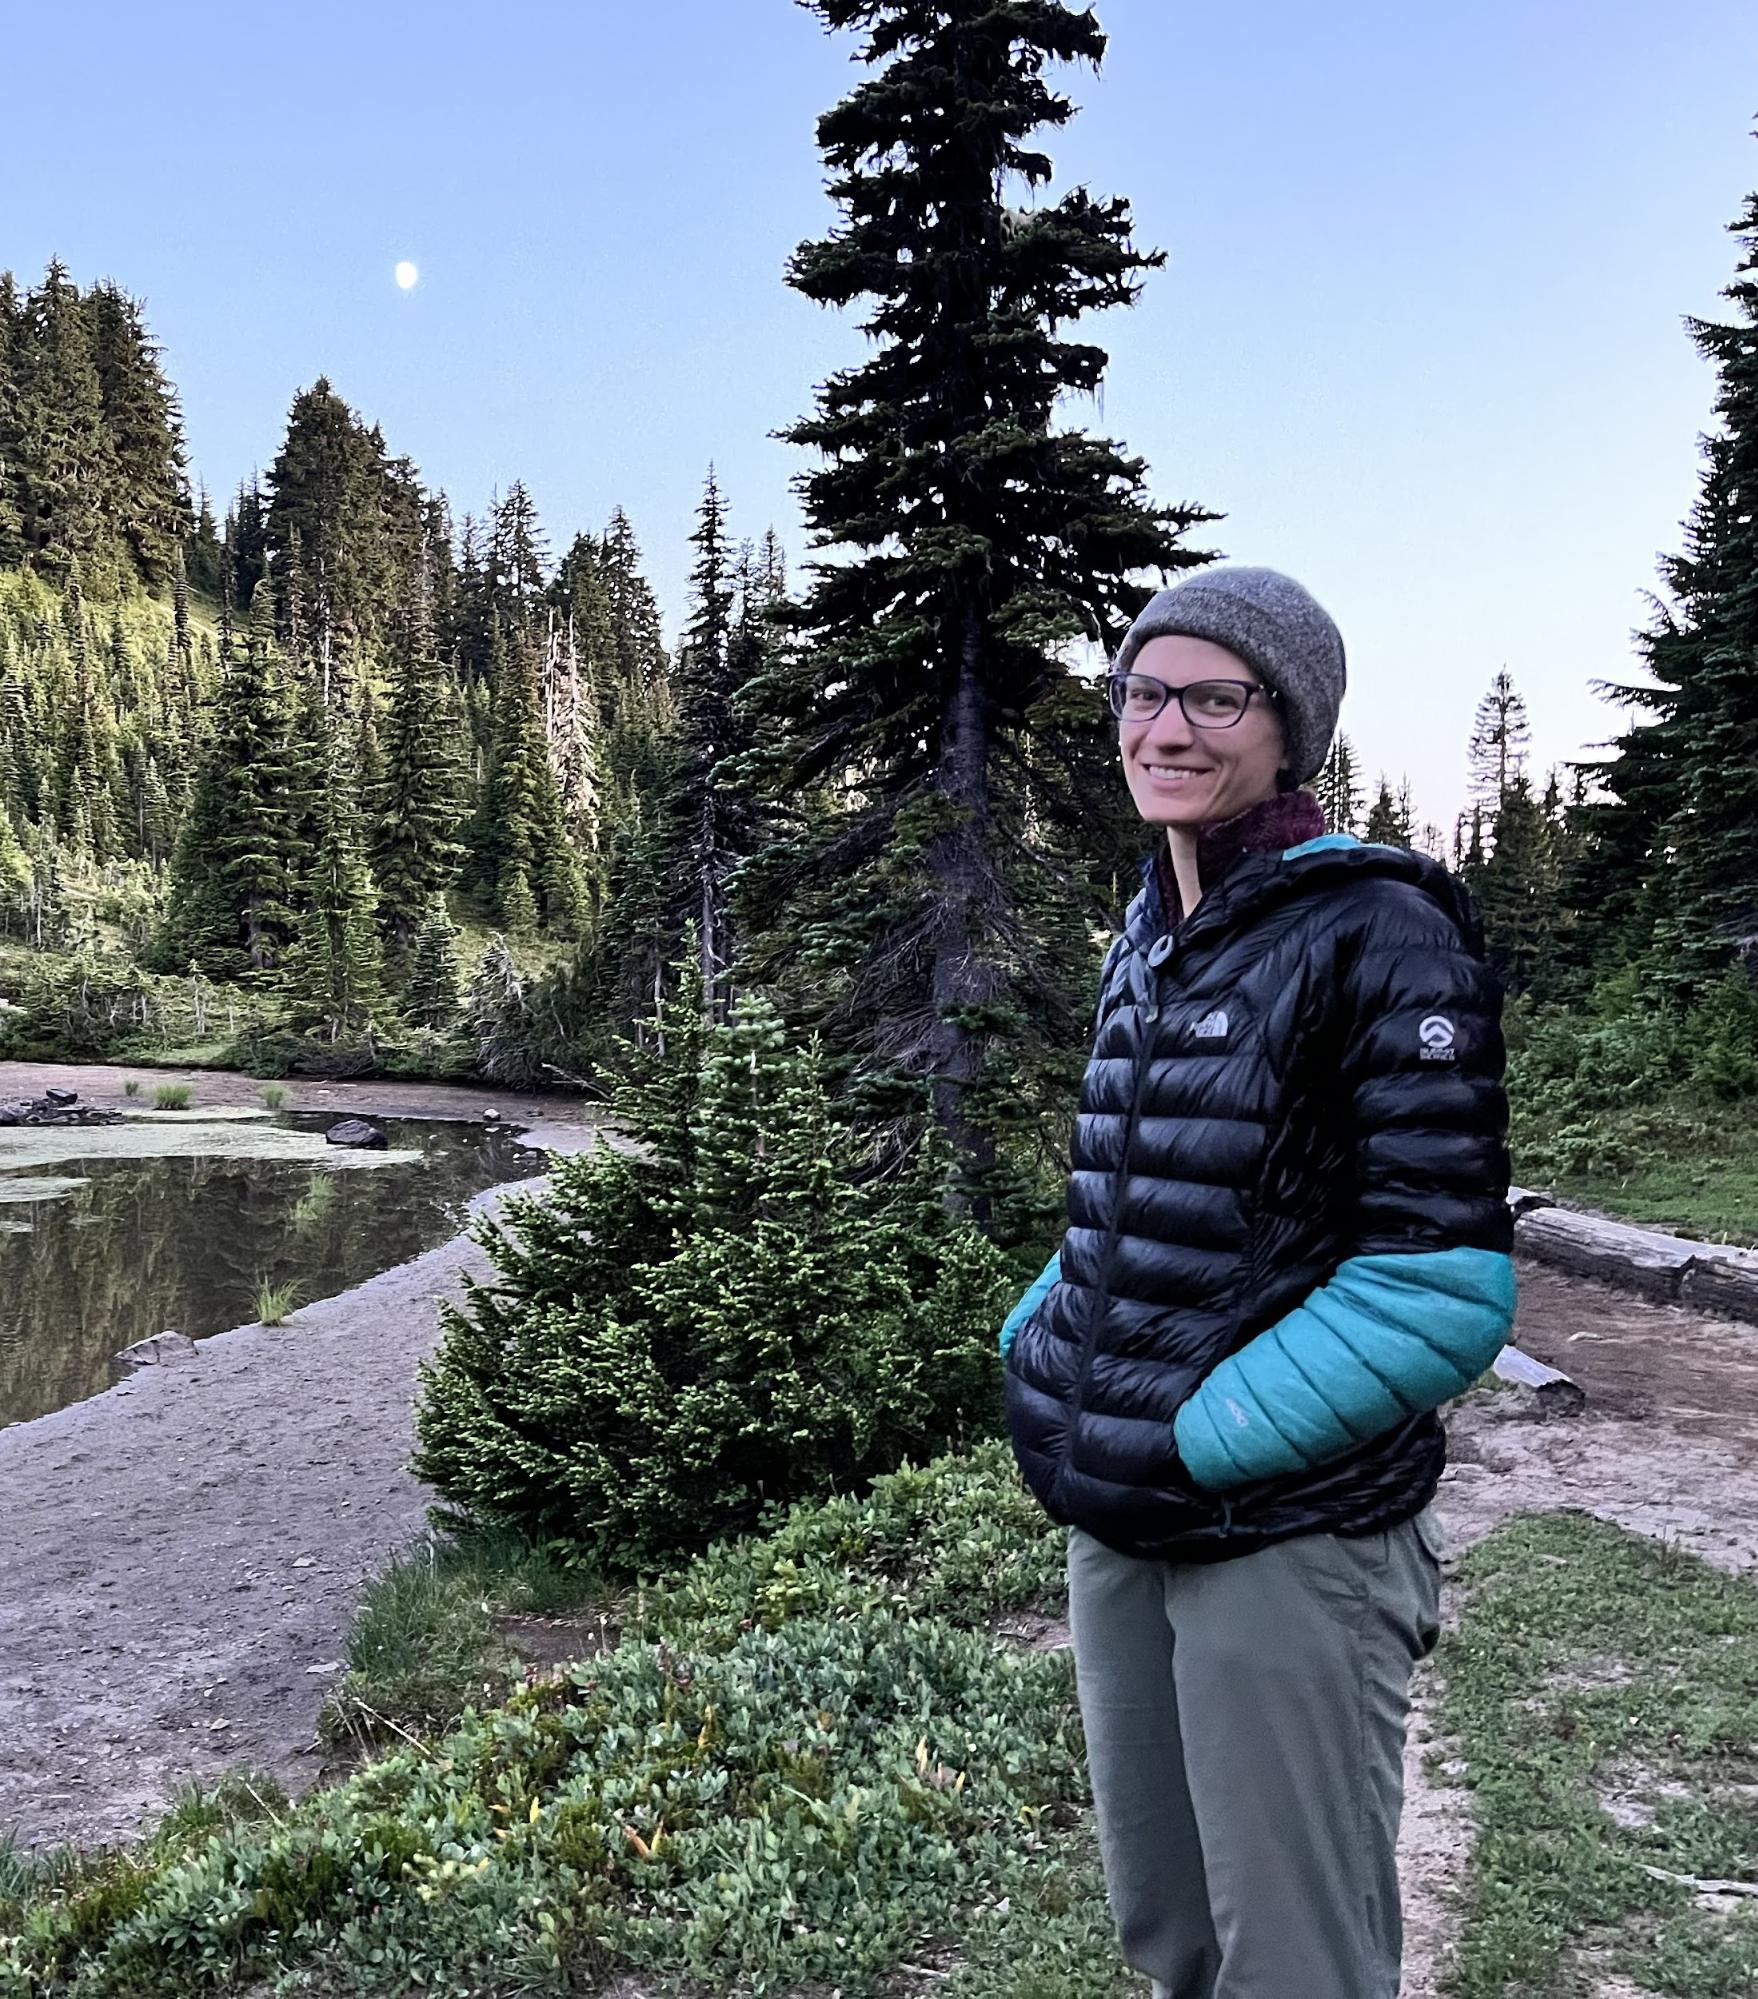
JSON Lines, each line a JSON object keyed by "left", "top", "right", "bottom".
{"left": 84, "top": 281, "right": 190, "bottom": 586}
{"left": 151, "top": 580, "right": 301, "bottom": 975}
{"left": 476, "top": 617, "right": 586, "bottom": 935}
{"left": 14, "top": 263, "right": 120, "bottom": 583}
{"left": 1599, "top": 178, "right": 1758, "bottom": 988}
{"left": 1467, "top": 669, "right": 1531, "bottom": 817}
{"left": 288, "top": 722, "right": 384, "bottom": 1040}
{"left": 752, "top": 0, "right": 1210, "bottom": 1215}
{"left": 677, "top": 467, "right": 743, "bottom": 1017}
{"left": 1314, "top": 733, "right": 1363, "bottom": 837}
{"left": 377, "top": 554, "right": 465, "bottom": 944}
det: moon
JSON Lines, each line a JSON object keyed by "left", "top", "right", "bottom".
{"left": 394, "top": 260, "right": 419, "bottom": 291}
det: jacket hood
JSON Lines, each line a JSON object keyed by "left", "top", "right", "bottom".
{"left": 1130, "top": 832, "right": 1485, "bottom": 959}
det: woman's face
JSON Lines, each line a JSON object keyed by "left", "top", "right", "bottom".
{"left": 1117, "top": 634, "right": 1288, "bottom": 831}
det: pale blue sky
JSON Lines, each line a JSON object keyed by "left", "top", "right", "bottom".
{"left": 9, "top": 1, "right": 1756, "bottom": 833}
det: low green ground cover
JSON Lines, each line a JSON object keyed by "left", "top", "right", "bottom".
{"left": 1507, "top": 974, "right": 1758, "bottom": 1245}
{"left": 1439, "top": 1511, "right": 1758, "bottom": 1997}
{"left": 6, "top": 1470, "right": 1757, "bottom": 1997}
{"left": 0, "top": 1445, "right": 1125, "bottom": 1999}
{"left": 1547, "top": 1107, "right": 1758, "bottom": 1246}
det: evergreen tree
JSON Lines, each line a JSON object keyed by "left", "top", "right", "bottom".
{"left": 676, "top": 466, "right": 743, "bottom": 1017}
{"left": 84, "top": 280, "right": 189, "bottom": 586}
{"left": 405, "top": 893, "right": 464, "bottom": 1030}
{"left": 285, "top": 723, "right": 384, "bottom": 1040}
{"left": 0, "top": 799, "right": 29, "bottom": 929}
{"left": 187, "top": 486, "right": 223, "bottom": 597}
{"left": 489, "top": 481, "right": 548, "bottom": 636}
{"left": 376, "top": 554, "right": 465, "bottom": 944}
{"left": 465, "top": 933, "right": 548, "bottom": 1087}
{"left": 1467, "top": 669, "right": 1531, "bottom": 817}
{"left": 475, "top": 617, "right": 587, "bottom": 935}
{"left": 1600, "top": 179, "right": 1758, "bottom": 989}
{"left": 54, "top": 570, "right": 120, "bottom": 859}
{"left": 1362, "top": 773, "right": 1415, "bottom": 847}
{"left": 151, "top": 581, "right": 301, "bottom": 976}
{"left": 599, "top": 506, "right": 670, "bottom": 699}
{"left": 13, "top": 263, "right": 121, "bottom": 583}
{"left": 265, "top": 379, "right": 417, "bottom": 680}
{"left": 1314, "top": 733, "right": 1363, "bottom": 835}
{"left": 0, "top": 274, "right": 24, "bottom": 567}
{"left": 411, "top": 970, "right": 1012, "bottom": 1564}
{"left": 1476, "top": 770, "right": 1559, "bottom": 995}
{"left": 748, "top": 1, "right": 1212, "bottom": 1216}
{"left": 223, "top": 479, "right": 269, "bottom": 609}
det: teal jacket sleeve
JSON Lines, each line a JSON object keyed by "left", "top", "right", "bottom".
{"left": 1173, "top": 879, "right": 1517, "bottom": 1492}
{"left": 1173, "top": 1248, "right": 1516, "bottom": 1489}
{"left": 1000, "top": 1252, "right": 1061, "bottom": 1360}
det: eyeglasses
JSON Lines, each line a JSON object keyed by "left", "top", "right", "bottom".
{"left": 1104, "top": 673, "right": 1281, "bottom": 729}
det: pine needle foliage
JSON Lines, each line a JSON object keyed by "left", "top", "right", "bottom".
{"left": 412, "top": 955, "right": 1016, "bottom": 1569}
{"left": 284, "top": 724, "right": 384, "bottom": 1041}
{"left": 746, "top": 0, "right": 1217, "bottom": 1220}
{"left": 404, "top": 894, "right": 464, "bottom": 1031}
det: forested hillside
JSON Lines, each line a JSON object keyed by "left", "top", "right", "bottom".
{"left": 2, "top": 96, "right": 1757, "bottom": 1241}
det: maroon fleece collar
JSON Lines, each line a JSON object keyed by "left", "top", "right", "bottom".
{"left": 1152, "top": 790, "right": 1327, "bottom": 926}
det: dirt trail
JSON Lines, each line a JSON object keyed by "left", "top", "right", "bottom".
{"left": 1395, "top": 1260, "right": 1758, "bottom": 1998}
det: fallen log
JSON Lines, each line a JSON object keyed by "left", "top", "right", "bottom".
{"left": 1515, "top": 1208, "right": 1709, "bottom": 1302}
{"left": 1678, "top": 1249, "right": 1758, "bottom": 1327}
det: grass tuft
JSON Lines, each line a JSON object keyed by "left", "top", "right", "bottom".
{"left": 254, "top": 1277, "right": 300, "bottom": 1326}
{"left": 121, "top": 1078, "right": 141, "bottom": 1099}
{"left": 290, "top": 1171, "right": 337, "bottom": 1231}
{"left": 149, "top": 1081, "right": 193, "bottom": 1110}
{"left": 262, "top": 1082, "right": 290, "bottom": 1111}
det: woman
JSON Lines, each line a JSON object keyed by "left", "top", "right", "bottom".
{"left": 1000, "top": 565, "right": 1516, "bottom": 1999}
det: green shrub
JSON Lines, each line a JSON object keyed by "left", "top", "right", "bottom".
{"left": 261, "top": 1082, "right": 289, "bottom": 1111}
{"left": 1508, "top": 961, "right": 1758, "bottom": 1185}
{"left": 3, "top": 1604, "right": 1084, "bottom": 1998}
{"left": 150, "top": 1082, "right": 193, "bottom": 1110}
{"left": 413, "top": 980, "right": 1015, "bottom": 1570}
{"left": 1687, "top": 963, "right": 1758, "bottom": 1101}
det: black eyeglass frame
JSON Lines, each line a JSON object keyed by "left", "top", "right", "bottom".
{"left": 1104, "top": 673, "right": 1283, "bottom": 729}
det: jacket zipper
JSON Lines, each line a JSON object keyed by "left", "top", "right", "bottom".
{"left": 1055, "top": 943, "right": 1171, "bottom": 1501}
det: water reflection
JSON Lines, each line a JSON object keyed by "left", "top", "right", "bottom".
{"left": 0, "top": 1116, "right": 538, "bottom": 1428}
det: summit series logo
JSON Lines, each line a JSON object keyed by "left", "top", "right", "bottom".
{"left": 1418, "top": 1014, "right": 1457, "bottom": 1062}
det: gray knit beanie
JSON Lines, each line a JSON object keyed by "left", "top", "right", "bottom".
{"left": 1112, "top": 565, "right": 1346, "bottom": 786}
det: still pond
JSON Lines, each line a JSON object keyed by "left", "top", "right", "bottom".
{"left": 0, "top": 1111, "right": 539, "bottom": 1428}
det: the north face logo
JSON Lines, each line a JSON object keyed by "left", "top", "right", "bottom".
{"left": 1192, "top": 1009, "right": 1230, "bottom": 1040}
{"left": 1419, "top": 1014, "right": 1457, "bottom": 1062}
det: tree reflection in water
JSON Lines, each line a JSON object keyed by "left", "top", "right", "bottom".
{"left": 0, "top": 1117, "right": 537, "bottom": 1428}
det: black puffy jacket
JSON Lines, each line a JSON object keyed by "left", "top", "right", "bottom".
{"left": 1003, "top": 821, "right": 1515, "bottom": 1563}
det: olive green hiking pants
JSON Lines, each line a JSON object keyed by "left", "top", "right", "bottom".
{"left": 1066, "top": 1512, "right": 1444, "bottom": 1999}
